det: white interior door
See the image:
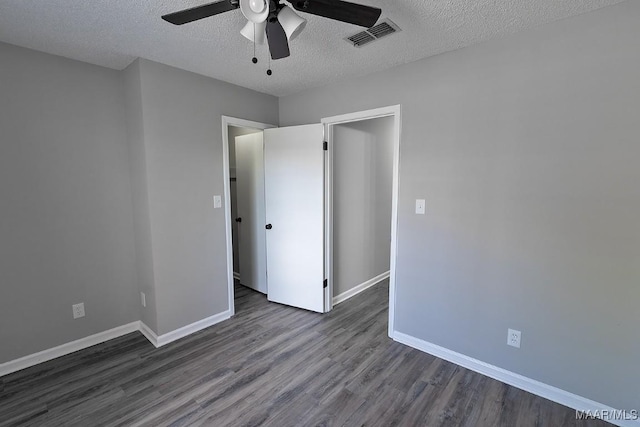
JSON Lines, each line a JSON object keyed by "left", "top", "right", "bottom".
{"left": 264, "top": 124, "right": 325, "bottom": 313}
{"left": 235, "top": 133, "right": 267, "bottom": 294}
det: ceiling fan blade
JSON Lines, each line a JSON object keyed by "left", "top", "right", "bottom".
{"left": 162, "top": 0, "right": 239, "bottom": 25}
{"left": 291, "top": 0, "right": 381, "bottom": 28}
{"left": 266, "top": 20, "right": 290, "bottom": 59}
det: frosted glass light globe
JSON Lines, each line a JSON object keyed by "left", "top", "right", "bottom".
{"left": 250, "top": 0, "right": 265, "bottom": 13}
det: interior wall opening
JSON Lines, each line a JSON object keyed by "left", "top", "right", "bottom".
{"left": 331, "top": 115, "right": 395, "bottom": 307}
{"left": 227, "top": 125, "right": 267, "bottom": 310}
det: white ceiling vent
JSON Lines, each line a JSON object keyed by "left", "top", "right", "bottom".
{"left": 345, "top": 19, "right": 401, "bottom": 48}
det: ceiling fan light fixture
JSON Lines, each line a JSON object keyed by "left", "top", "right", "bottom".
{"left": 277, "top": 5, "right": 306, "bottom": 41}
{"left": 240, "top": 0, "right": 269, "bottom": 23}
{"left": 249, "top": 0, "right": 266, "bottom": 13}
{"left": 240, "top": 20, "right": 267, "bottom": 44}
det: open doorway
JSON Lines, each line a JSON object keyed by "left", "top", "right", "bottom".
{"left": 223, "top": 117, "right": 327, "bottom": 314}
{"left": 223, "top": 117, "right": 326, "bottom": 315}
{"left": 331, "top": 116, "right": 394, "bottom": 306}
{"left": 229, "top": 126, "right": 266, "bottom": 294}
{"left": 222, "top": 117, "right": 275, "bottom": 316}
{"left": 323, "top": 105, "right": 401, "bottom": 335}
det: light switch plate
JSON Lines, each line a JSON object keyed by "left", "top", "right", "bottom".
{"left": 415, "top": 199, "right": 426, "bottom": 215}
{"left": 213, "top": 195, "right": 222, "bottom": 209}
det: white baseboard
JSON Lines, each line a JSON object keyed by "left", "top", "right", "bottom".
{"left": 392, "top": 331, "right": 639, "bottom": 427}
{"left": 151, "top": 310, "right": 232, "bottom": 348}
{"left": 0, "top": 322, "right": 139, "bottom": 377}
{"left": 1, "top": 310, "right": 233, "bottom": 377}
{"left": 333, "top": 271, "right": 390, "bottom": 306}
{"left": 138, "top": 321, "right": 159, "bottom": 347}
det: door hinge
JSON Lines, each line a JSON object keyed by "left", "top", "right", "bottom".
{"left": 323, "top": 279, "right": 328, "bottom": 288}
{"left": 323, "top": 141, "right": 328, "bottom": 151}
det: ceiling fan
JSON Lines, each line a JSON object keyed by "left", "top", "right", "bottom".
{"left": 162, "top": 0, "right": 382, "bottom": 61}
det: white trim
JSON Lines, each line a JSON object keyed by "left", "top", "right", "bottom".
{"left": 221, "top": 116, "right": 277, "bottom": 318}
{"left": 0, "top": 322, "right": 139, "bottom": 377}
{"left": 332, "top": 271, "right": 389, "bottom": 306}
{"left": 153, "top": 310, "right": 232, "bottom": 347}
{"left": 1, "top": 310, "right": 234, "bottom": 376}
{"left": 392, "top": 331, "right": 639, "bottom": 427}
{"left": 138, "top": 321, "right": 159, "bottom": 347}
{"left": 323, "top": 123, "right": 334, "bottom": 313}
{"left": 321, "top": 105, "right": 402, "bottom": 336}
{"left": 322, "top": 106, "right": 400, "bottom": 125}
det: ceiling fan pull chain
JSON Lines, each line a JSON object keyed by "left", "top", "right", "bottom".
{"left": 267, "top": 52, "right": 272, "bottom": 76}
{"left": 252, "top": 23, "right": 258, "bottom": 64}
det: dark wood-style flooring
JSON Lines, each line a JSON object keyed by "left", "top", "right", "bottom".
{"left": 0, "top": 281, "right": 610, "bottom": 426}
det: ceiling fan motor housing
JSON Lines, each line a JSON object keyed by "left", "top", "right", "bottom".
{"left": 240, "top": 0, "right": 269, "bottom": 23}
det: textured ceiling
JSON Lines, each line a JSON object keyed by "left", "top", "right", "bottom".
{"left": 0, "top": 0, "right": 628, "bottom": 96}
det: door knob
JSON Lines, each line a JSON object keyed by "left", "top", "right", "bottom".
{"left": 236, "top": 217, "right": 242, "bottom": 223}
{"left": 266, "top": 224, "right": 272, "bottom": 230}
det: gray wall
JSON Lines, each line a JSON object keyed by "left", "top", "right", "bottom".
{"left": 333, "top": 117, "right": 393, "bottom": 298}
{"left": 123, "top": 60, "right": 158, "bottom": 332}
{"left": 135, "top": 59, "right": 278, "bottom": 335}
{"left": 279, "top": 1, "right": 640, "bottom": 411}
{"left": 0, "top": 42, "right": 139, "bottom": 363}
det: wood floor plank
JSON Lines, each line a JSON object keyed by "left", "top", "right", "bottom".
{"left": 301, "top": 388, "right": 367, "bottom": 427}
{"left": 0, "top": 281, "right": 612, "bottom": 426}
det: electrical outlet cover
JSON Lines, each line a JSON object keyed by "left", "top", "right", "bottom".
{"left": 72, "top": 303, "right": 85, "bottom": 319}
{"left": 507, "top": 328, "right": 521, "bottom": 348}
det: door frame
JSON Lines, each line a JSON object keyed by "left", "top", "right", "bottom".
{"left": 321, "top": 105, "right": 402, "bottom": 337}
{"left": 222, "top": 116, "right": 276, "bottom": 316}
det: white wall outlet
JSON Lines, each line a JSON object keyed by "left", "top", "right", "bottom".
{"left": 141, "top": 292, "right": 146, "bottom": 307}
{"left": 72, "top": 303, "right": 85, "bottom": 319}
{"left": 213, "top": 195, "right": 222, "bottom": 209}
{"left": 415, "top": 199, "right": 426, "bottom": 215}
{"left": 507, "top": 328, "right": 521, "bottom": 348}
